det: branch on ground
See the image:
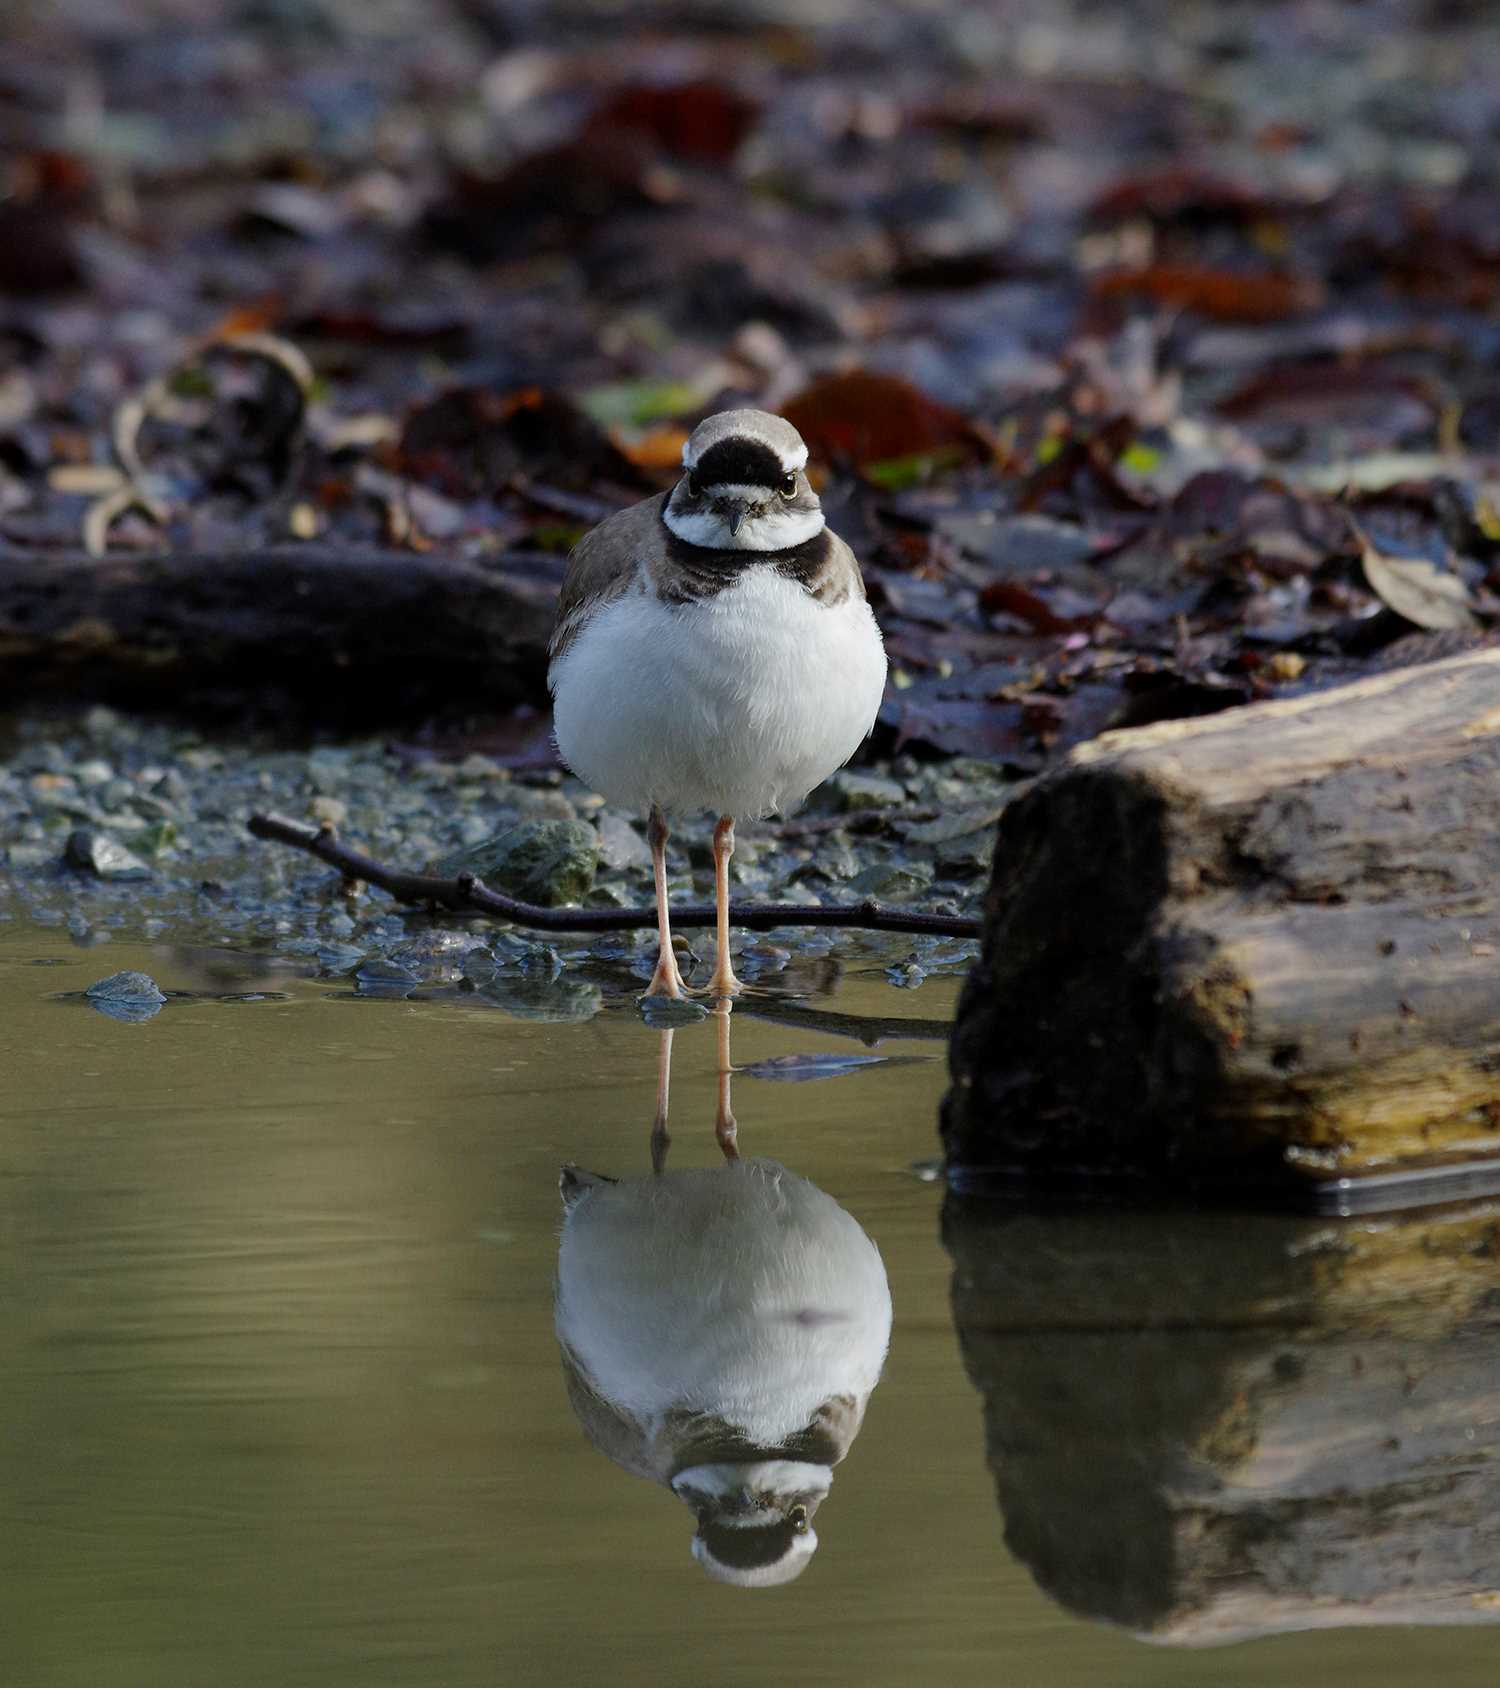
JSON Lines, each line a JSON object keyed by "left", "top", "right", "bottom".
{"left": 247, "top": 812, "right": 982, "bottom": 939}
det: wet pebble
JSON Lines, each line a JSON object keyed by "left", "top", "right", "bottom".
{"left": 64, "top": 829, "right": 153, "bottom": 881}
{"left": 595, "top": 811, "right": 652, "bottom": 871}
{"left": 354, "top": 957, "right": 422, "bottom": 994}
{"left": 436, "top": 819, "right": 599, "bottom": 907}
{"left": 904, "top": 803, "right": 1009, "bottom": 846}
{"left": 480, "top": 976, "right": 603, "bottom": 1023}
{"left": 818, "top": 770, "right": 908, "bottom": 813}
{"left": 310, "top": 796, "right": 348, "bottom": 827}
{"left": 2, "top": 708, "right": 993, "bottom": 977}
{"left": 638, "top": 995, "right": 710, "bottom": 1028}
{"left": 850, "top": 859, "right": 934, "bottom": 900}
{"left": 84, "top": 969, "right": 167, "bottom": 1022}
{"left": 317, "top": 941, "right": 368, "bottom": 975}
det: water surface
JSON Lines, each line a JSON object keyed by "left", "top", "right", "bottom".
{"left": 3, "top": 921, "right": 1497, "bottom": 1687}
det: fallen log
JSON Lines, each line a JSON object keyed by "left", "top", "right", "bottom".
{"left": 943, "top": 649, "right": 1500, "bottom": 1187}
{"left": 0, "top": 547, "right": 559, "bottom": 722}
{"left": 944, "top": 1193, "right": 1500, "bottom": 1644}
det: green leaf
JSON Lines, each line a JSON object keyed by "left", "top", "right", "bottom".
{"left": 1118, "top": 442, "right": 1161, "bottom": 472}
{"left": 861, "top": 446, "right": 966, "bottom": 489}
{"left": 579, "top": 380, "right": 704, "bottom": 429}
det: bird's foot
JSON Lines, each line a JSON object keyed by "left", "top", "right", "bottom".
{"left": 642, "top": 950, "right": 690, "bottom": 1000}
{"left": 705, "top": 963, "right": 745, "bottom": 1001}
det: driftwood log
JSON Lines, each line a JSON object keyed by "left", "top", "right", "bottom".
{"left": 944, "top": 649, "right": 1500, "bottom": 1187}
{"left": 944, "top": 1194, "right": 1500, "bottom": 1644}
{"left": 0, "top": 547, "right": 558, "bottom": 721}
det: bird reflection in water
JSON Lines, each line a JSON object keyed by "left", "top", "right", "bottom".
{"left": 555, "top": 1004, "right": 892, "bottom": 1587}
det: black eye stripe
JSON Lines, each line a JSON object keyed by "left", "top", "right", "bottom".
{"left": 694, "top": 438, "right": 788, "bottom": 487}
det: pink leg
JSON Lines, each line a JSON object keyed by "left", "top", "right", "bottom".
{"left": 707, "top": 814, "right": 744, "bottom": 1000}
{"left": 644, "top": 804, "right": 688, "bottom": 999}
{"left": 649, "top": 1027, "right": 673, "bottom": 1174}
{"left": 714, "top": 1000, "right": 739, "bottom": 1162}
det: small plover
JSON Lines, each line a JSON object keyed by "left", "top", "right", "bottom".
{"left": 548, "top": 408, "right": 887, "bottom": 997}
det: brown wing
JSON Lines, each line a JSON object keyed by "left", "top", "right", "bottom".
{"left": 548, "top": 493, "right": 667, "bottom": 668}
{"left": 558, "top": 1341, "right": 663, "bottom": 1484}
{"left": 665, "top": 1393, "right": 865, "bottom": 1473}
{"left": 812, "top": 527, "right": 867, "bottom": 606}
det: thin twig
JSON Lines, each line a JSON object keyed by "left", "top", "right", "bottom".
{"left": 247, "top": 813, "right": 983, "bottom": 938}
{"left": 737, "top": 999, "right": 953, "bottom": 1046}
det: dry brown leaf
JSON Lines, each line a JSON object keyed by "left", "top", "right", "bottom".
{"left": 1357, "top": 528, "right": 1480, "bottom": 632}
{"left": 1091, "top": 265, "right": 1323, "bottom": 324}
{"left": 613, "top": 424, "right": 690, "bottom": 472}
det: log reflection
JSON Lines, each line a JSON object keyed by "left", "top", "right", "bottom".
{"left": 944, "top": 1195, "right": 1500, "bottom": 1643}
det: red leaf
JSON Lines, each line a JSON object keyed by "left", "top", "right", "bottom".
{"left": 980, "top": 580, "right": 1093, "bottom": 634}
{"left": 1091, "top": 265, "right": 1323, "bottom": 324}
{"left": 582, "top": 80, "right": 759, "bottom": 165}
{"left": 782, "top": 371, "right": 989, "bottom": 470}
{"left": 1089, "top": 167, "right": 1272, "bottom": 226}
{"left": 1215, "top": 362, "right": 1441, "bottom": 433}
{"left": 398, "top": 387, "right": 646, "bottom": 498}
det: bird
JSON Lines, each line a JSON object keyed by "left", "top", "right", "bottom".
{"left": 548, "top": 407, "right": 888, "bottom": 999}
{"left": 554, "top": 1156, "right": 892, "bottom": 1587}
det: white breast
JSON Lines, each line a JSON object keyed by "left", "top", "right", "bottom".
{"left": 549, "top": 567, "right": 887, "bottom": 819}
{"left": 555, "top": 1160, "right": 893, "bottom": 1448}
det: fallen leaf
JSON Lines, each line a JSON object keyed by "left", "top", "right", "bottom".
{"left": 1357, "top": 528, "right": 1481, "bottom": 631}
{"left": 611, "top": 425, "right": 690, "bottom": 472}
{"left": 582, "top": 80, "right": 760, "bottom": 165}
{"left": 1089, "top": 167, "right": 1273, "bottom": 226}
{"left": 421, "top": 139, "right": 657, "bottom": 263}
{"left": 398, "top": 386, "right": 645, "bottom": 497}
{"left": 907, "top": 88, "right": 1045, "bottom": 141}
{"left": 980, "top": 579, "right": 1095, "bottom": 634}
{"left": 1092, "top": 265, "right": 1323, "bottom": 324}
{"left": 579, "top": 380, "right": 704, "bottom": 429}
{"left": 862, "top": 447, "right": 970, "bottom": 489}
{"left": 1216, "top": 362, "right": 1441, "bottom": 439}
{"left": 782, "top": 371, "right": 989, "bottom": 471}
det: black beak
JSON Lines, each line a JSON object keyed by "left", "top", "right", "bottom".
{"left": 728, "top": 508, "right": 745, "bottom": 538}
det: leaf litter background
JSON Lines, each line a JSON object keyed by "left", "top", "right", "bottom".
{"left": 5, "top": 0, "right": 1500, "bottom": 771}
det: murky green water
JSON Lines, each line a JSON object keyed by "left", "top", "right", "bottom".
{"left": 3, "top": 918, "right": 1498, "bottom": 1687}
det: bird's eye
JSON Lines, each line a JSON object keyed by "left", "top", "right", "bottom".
{"left": 780, "top": 472, "right": 798, "bottom": 498}
{"left": 788, "top": 1504, "right": 809, "bottom": 1533}
{"left": 687, "top": 472, "right": 703, "bottom": 498}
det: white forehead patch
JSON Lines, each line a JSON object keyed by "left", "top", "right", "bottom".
{"left": 682, "top": 408, "right": 809, "bottom": 473}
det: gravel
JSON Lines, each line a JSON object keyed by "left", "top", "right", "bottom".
{"left": 0, "top": 705, "right": 1000, "bottom": 1017}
